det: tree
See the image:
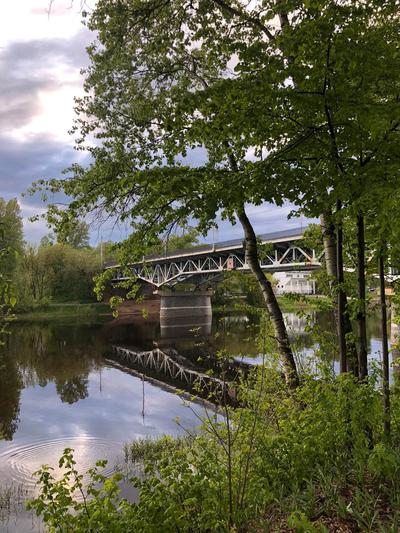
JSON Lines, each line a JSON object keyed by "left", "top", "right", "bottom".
{"left": 15, "top": 243, "right": 101, "bottom": 307}
{"left": 55, "top": 218, "right": 89, "bottom": 248}
{"left": 0, "top": 198, "right": 24, "bottom": 279}
{"left": 208, "top": 0, "right": 399, "bottom": 376}
{"left": 33, "top": 0, "right": 399, "bottom": 385}
{"left": 33, "top": 0, "right": 302, "bottom": 387}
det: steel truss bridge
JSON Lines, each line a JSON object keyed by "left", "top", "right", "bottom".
{"left": 107, "top": 227, "right": 321, "bottom": 288}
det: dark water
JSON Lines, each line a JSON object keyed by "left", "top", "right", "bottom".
{"left": 0, "top": 309, "right": 396, "bottom": 531}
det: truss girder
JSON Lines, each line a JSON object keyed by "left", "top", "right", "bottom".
{"left": 111, "top": 244, "right": 320, "bottom": 287}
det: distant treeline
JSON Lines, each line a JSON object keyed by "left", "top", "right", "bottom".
{"left": 0, "top": 197, "right": 116, "bottom": 311}
{"left": 0, "top": 198, "right": 205, "bottom": 311}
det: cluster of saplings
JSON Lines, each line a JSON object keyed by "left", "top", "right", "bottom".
{"left": 25, "top": 0, "right": 400, "bottom": 530}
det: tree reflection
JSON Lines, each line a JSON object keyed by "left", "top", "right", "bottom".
{"left": 0, "top": 350, "right": 22, "bottom": 440}
{"left": 4, "top": 321, "right": 104, "bottom": 411}
{"left": 56, "top": 375, "right": 89, "bottom": 404}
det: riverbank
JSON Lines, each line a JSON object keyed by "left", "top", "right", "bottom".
{"left": 15, "top": 295, "right": 328, "bottom": 321}
{"left": 14, "top": 302, "right": 112, "bottom": 321}
{"left": 28, "top": 370, "right": 400, "bottom": 532}
{"left": 4, "top": 300, "right": 397, "bottom": 531}
{"left": 214, "top": 294, "right": 329, "bottom": 314}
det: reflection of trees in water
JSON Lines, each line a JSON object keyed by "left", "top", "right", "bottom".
{"left": 209, "top": 309, "right": 350, "bottom": 370}
{"left": 0, "top": 349, "right": 22, "bottom": 440}
{"left": 212, "top": 312, "right": 260, "bottom": 357}
{"left": 0, "top": 321, "right": 107, "bottom": 439}
{"left": 56, "top": 375, "right": 89, "bottom": 404}
{"left": 212, "top": 311, "right": 333, "bottom": 359}
{"left": 6, "top": 322, "right": 104, "bottom": 405}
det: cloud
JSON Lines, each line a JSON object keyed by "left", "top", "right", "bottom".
{"left": 0, "top": 134, "right": 83, "bottom": 198}
{"left": 0, "top": 29, "right": 91, "bottom": 133}
{"left": 0, "top": 28, "right": 94, "bottom": 242}
{"left": 0, "top": 132, "right": 90, "bottom": 243}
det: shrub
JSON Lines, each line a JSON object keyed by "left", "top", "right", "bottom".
{"left": 28, "top": 367, "right": 400, "bottom": 532}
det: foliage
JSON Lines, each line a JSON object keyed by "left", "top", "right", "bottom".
{"left": 214, "top": 270, "right": 274, "bottom": 308}
{"left": 0, "top": 198, "right": 23, "bottom": 279}
{"left": 27, "top": 447, "right": 125, "bottom": 533}
{"left": 31, "top": 0, "right": 398, "bottom": 250}
{"left": 41, "top": 219, "right": 91, "bottom": 249}
{"left": 124, "top": 435, "right": 193, "bottom": 467}
{"left": 54, "top": 219, "right": 90, "bottom": 249}
{"left": 14, "top": 243, "right": 103, "bottom": 309}
{"left": 29, "top": 364, "right": 400, "bottom": 532}
{"left": 0, "top": 254, "right": 16, "bottom": 340}
{"left": 146, "top": 226, "right": 200, "bottom": 255}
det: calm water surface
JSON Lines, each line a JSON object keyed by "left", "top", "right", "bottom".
{"left": 0, "top": 308, "right": 396, "bottom": 531}
{"left": 0, "top": 317, "right": 211, "bottom": 532}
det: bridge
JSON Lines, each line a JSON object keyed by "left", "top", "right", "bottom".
{"left": 107, "top": 226, "right": 321, "bottom": 290}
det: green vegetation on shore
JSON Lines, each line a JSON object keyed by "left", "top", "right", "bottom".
{"left": 28, "top": 365, "right": 400, "bottom": 532}
{"left": 15, "top": 302, "right": 112, "bottom": 320}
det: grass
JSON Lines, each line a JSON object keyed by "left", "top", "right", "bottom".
{"left": 277, "top": 294, "right": 329, "bottom": 311}
{"left": 213, "top": 295, "right": 328, "bottom": 314}
{"left": 15, "top": 302, "right": 112, "bottom": 320}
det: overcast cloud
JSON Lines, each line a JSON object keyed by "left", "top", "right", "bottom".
{"left": 0, "top": 1, "right": 311, "bottom": 245}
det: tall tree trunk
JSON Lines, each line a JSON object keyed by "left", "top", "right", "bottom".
{"left": 320, "top": 212, "right": 337, "bottom": 285}
{"left": 321, "top": 210, "right": 358, "bottom": 375}
{"left": 357, "top": 213, "right": 368, "bottom": 380}
{"left": 237, "top": 208, "right": 299, "bottom": 388}
{"left": 225, "top": 149, "right": 298, "bottom": 387}
{"left": 379, "top": 251, "right": 390, "bottom": 439}
{"left": 336, "top": 201, "right": 347, "bottom": 373}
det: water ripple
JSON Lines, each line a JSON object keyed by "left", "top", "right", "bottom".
{"left": 0, "top": 435, "right": 122, "bottom": 497}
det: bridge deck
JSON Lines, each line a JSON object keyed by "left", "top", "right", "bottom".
{"left": 105, "top": 226, "right": 306, "bottom": 268}
{"left": 105, "top": 226, "right": 319, "bottom": 288}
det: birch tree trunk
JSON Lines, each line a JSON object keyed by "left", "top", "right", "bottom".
{"left": 320, "top": 212, "right": 337, "bottom": 284}
{"left": 237, "top": 208, "right": 299, "bottom": 388}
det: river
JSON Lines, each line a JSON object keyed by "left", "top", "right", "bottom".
{"left": 0, "top": 307, "right": 396, "bottom": 531}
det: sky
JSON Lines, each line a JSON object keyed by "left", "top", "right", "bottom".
{"left": 0, "top": 0, "right": 308, "bottom": 246}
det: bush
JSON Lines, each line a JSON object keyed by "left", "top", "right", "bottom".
{"left": 28, "top": 367, "right": 400, "bottom": 532}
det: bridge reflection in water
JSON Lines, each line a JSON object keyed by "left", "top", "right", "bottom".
{"left": 108, "top": 292, "right": 244, "bottom": 403}
{"left": 106, "top": 294, "right": 400, "bottom": 403}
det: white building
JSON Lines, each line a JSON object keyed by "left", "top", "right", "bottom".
{"left": 273, "top": 271, "right": 316, "bottom": 295}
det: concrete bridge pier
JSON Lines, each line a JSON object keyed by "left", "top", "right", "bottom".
{"left": 156, "top": 290, "right": 213, "bottom": 339}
